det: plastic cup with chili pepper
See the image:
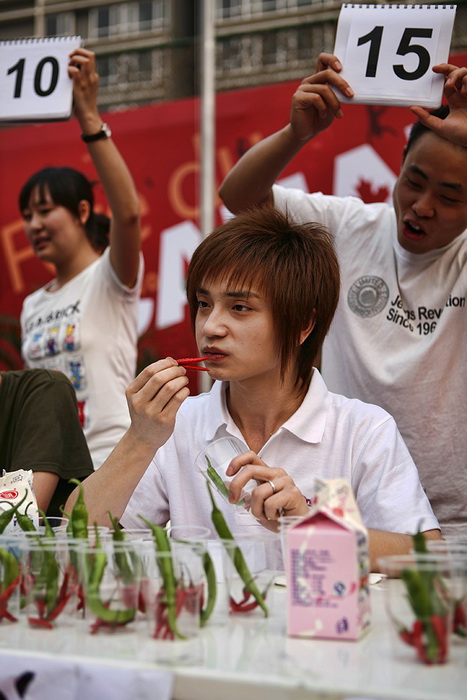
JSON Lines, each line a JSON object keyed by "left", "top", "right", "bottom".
{"left": 221, "top": 531, "right": 280, "bottom": 618}
{"left": 167, "top": 525, "right": 226, "bottom": 628}
{"left": 378, "top": 553, "right": 465, "bottom": 665}
{"left": 195, "top": 437, "right": 257, "bottom": 513}
{"left": 20, "top": 537, "right": 80, "bottom": 629}
{"left": 138, "top": 540, "right": 204, "bottom": 652}
{"left": 75, "top": 538, "right": 141, "bottom": 635}
{"left": 425, "top": 540, "right": 467, "bottom": 641}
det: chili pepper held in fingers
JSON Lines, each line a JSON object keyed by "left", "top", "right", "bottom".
{"left": 139, "top": 516, "right": 187, "bottom": 640}
{"left": 176, "top": 356, "right": 210, "bottom": 371}
{"left": 206, "top": 482, "right": 269, "bottom": 617}
{"left": 176, "top": 356, "right": 209, "bottom": 364}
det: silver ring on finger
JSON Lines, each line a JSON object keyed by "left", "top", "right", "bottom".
{"left": 267, "top": 479, "right": 276, "bottom": 495}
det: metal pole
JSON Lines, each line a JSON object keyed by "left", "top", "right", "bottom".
{"left": 34, "top": 0, "right": 45, "bottom": 36}
{"left": 200, "top": 0, "right": 216, "bottom": 240}
{"left": 199, "top": 0, "right": 216, "bottom": 393}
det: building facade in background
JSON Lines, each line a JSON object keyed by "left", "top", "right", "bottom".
{"left": 0, "top": 0, "right": 466, "bottom": 111}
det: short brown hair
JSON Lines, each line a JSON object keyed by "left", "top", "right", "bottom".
{"left": 186, "top": 205, "right": 340, "bottom": 388}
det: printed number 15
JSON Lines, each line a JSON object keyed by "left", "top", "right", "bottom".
{"left": 358, "top": 26, "right": 433, "bottom": 81}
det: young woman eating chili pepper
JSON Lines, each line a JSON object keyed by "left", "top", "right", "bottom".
{"left": 66, "top": 206, "right": 441, "bottom": 571}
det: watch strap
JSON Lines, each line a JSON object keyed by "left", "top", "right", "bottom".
{"left": 81, "top": 123, "right": 112, "bottom": 143}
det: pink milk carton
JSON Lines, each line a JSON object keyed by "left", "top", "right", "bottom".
{"left": 286, "top": 478, "right": 371, "bottom": 641}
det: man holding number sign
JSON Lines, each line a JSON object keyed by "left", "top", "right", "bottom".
{"left": 219, "top": 57, "right": 467, "bottom": 537}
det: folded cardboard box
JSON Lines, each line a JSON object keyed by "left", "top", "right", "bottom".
{"left": 286, "top": 478, "right": 371, "bottom": 640}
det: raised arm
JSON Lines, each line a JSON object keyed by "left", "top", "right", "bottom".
{"left": 218, "top": 53, "right": 354, "bottom": 214}
{"left": 65, "top": 359, "right": 190, "bottom": 526}
{"left": 69, "top": 48, "right": 141, "bottom": 287}
{"left": 411, "top": 63, "right": 467, "bottom": 148}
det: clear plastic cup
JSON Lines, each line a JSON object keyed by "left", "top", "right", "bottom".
{"left": 20, "top": 538, "right": 80, "bottom": 629}
{"left": 138, "top": 542, "right": 204, "bottom": 641}
{"left": 75, "top": 539, "right": 142, "bottom": 634}
{"left": 221, "top": 531, "right": 279, "bottom": 618}
{"left": 378, "top": 553, "right": 464, "bottom": 665}
{"left": 195, "top": 436, "right": 255, "bottom": 511}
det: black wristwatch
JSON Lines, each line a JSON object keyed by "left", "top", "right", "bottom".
{"left": 81, "top": 123, "right": 112, "bottom": 143}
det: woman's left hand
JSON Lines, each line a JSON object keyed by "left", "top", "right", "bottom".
{"left": 226, "top": 451, "right": 309, "bottom": 529}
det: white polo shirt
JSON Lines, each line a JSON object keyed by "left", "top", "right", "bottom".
{"left": 121, "top": 370, "right": 439, "bottom": 537}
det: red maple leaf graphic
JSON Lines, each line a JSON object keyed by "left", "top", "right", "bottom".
{"left": 355, "top": 178, "right": 390, "bottom": 203}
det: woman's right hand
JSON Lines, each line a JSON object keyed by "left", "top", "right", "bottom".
{"left": 68, "top": 47, "right": 101, "bottom": 130}
{"left": 289, "top": 53, "right": 354, "bottom": 142}
{"left": 125, "top": 358, "right": 190, "bottom": 451}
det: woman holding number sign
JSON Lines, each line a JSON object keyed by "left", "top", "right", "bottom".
{"left": 219, "top": 57, "right": 467, "bottom": 538}
{"left": 19, "top": 48, "right": 143, "bottom": 470}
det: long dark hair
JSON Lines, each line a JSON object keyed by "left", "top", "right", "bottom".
{"left": 19, "top": 166, "right": 110, "bottom": 251}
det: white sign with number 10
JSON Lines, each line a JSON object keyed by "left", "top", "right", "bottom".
{"left": 333, "top": 4, "right": 456, "bottom": 107}
{"left": 0, "top": 36, "right": 82, "bottom": 122}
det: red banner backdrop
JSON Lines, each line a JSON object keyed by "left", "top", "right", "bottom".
{"left": 1, "top": 51, "right": 465, "bottom": 377}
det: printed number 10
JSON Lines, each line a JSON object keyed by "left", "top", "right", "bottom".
{"left": 358, "top": 26, "right": 433, "bottom": 81}
{"left": 7, "top": 56, "right": 60, "bottom": 98}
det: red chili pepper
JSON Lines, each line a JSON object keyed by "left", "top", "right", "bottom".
{"left": 176, "top": 357, "right": 209, "bottom": 364}
{"left": 430, "top": 614, "right": 449, "bottom": 664}
{"left": 28, "top": 617, "right": 54, "bottom": 629}
{"left": 176, "top": 357, "right": 210, "bottom": 371}
{"left": 47, "top": 594, "right": 72, "bottom": 622}
{"left": 90, "top": 617, "right": 129, "bottom": 634}
{"left": 0, "top": 574, "right": 20, "bottom": 618}
{"left": 229, "top": 589, "right": 267, "bottom": 613}
{"left": 138, "top": 589, "right": 146, "bottom": 614}
{"left": 153, "top": 587, "right": 189, "bottom": 639}
{"left": 399, "top": 627, "right": 415, "bottom": 646}
{"left": 412, "top": 619, "right": 428, "bottom": 663}
{"left": 0, "top": 607, "right": 17, "bottom": 623}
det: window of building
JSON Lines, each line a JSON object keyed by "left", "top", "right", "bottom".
{"left": 90, "top": 2, "right": 168, "bottom": 39}
{"left": 217, "top": 36, "right": 243, "bottom": 71}
{"left": 97, "top": 48, "right": 163, "bottom": 89}
{"left": 130, "top": 1, "right": 168, "bottom": 33}
{"left": 217, "top": 0, "right": 243, "bottom": 20}
{"left": 45, "top": 12, "right": 75, "bottom": 37}
{"left": 296, "top": 24, "right": 314, "bottom": 63}
{"left": 89, "top": 5, "right": 121, "bottom": 38}
{"left": 262, "top": 29, "right": 289, "bottom": 67}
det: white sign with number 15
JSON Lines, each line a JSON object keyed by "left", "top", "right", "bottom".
{"left": 333, "top": 4, "right": 456, "bottom": 107}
